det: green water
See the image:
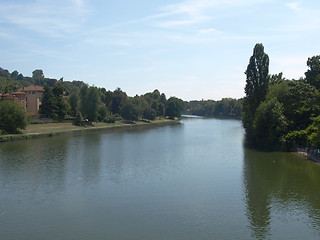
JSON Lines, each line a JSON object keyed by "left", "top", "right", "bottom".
{"left": 0, "top": 117, "right": 319, "bottom": 239}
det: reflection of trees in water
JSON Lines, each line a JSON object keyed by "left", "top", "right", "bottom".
{"left": 243, "top": 149, "right": 320, "bottom": 239}
{"left": 0, "top": 136, "right": 69, "bottom": 195}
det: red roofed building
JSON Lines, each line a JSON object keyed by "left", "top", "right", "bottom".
{"left": 1, "top": 85, "right": 44, "bottom": 114}
{"left": 21, "top": 85, "right": 44, "bottom": 114}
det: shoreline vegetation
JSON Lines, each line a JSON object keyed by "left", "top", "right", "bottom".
{"left": 242, "top": 43, "right": 320, "bottom": 152}
{"left": 0, "top": 119, "right": 179, "bottom": 143}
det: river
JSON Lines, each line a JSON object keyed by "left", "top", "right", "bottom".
{"left": 0, "top": 117, "right": 320, "bottom": 239}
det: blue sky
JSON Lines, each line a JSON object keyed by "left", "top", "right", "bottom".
{"left": 1, "top": 0, "right": 320, "bottom": 100}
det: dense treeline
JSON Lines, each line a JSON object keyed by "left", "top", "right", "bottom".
{"left": 185, "top": 98, "right": 242, "bottom": 118}
{"left": 243, "top": 43, "right": 320, "bottom": 151}
{"left": 0, "top": 67, "right": 184, "bottom": 132}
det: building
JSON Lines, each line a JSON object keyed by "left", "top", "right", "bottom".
{"left": 1, "top": 85, "right": 44, "bottom": 114}
{"left": 21, "top": 85, "right": 44, "bottom": 114}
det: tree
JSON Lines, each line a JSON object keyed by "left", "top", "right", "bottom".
{"left": 282, "top": 81, "right": 320, "bottom": 131}
{"left": 86, "top": 87, "right": 100, "bottom": 122}
{"left": 160, "top": 93, "right": 167, "bottom": 105}
{"left": 305, "top": 55, "right": 320, "bottom": 89}
{"left": 69, "top": 93, "right": 80, "bottom": 117}
{"left": 32, "top": 69, "right": 44, "bottom": 85}
{"left": 10, "top": 70, "right": 19, "bottom": 79}
{"left": 0, "top": 101, "right": 28, "bottom": 133}
{"left": 80, "top": 86, "right": 101, "bottom": 122}
{"left": 74, "top": 112, "right": 83, "bottom": 126}
{"left": 97, "top": 105, "right": 108, "bottom": 121}
{"left": 40, "top": 85, "right": 57, "bottom": 118}
{"left": 243, "top": 43, "right": 269, "bottom": 136}
{"left": 165, "top": 97, "right": 184, "bottom": 119}
{"left": 252, "top": 97, "right": 287, "bottom": 150}
{"left": 143, "top": 106, "right": 156, "bottom": 121}
{"left": 40, "top": 83, "right": 69, "bottom": 121}
{"left": 32, "top": 69, "right": 44, "bottom": 79}
{"left": 111, "top": 88, "right": 127, "bottom": 114}
{"left": 120, "top": 100, "right": 139, "bottom": 122}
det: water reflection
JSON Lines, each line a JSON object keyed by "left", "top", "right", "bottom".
{"left": 243, "top": 149, "right": 320, "bottom": 239}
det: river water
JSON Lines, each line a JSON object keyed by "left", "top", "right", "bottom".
{"left": 0, "top": 117, "right": 320, "bottom": 240}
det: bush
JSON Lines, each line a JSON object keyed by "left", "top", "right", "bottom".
{"left": 104, "top": 115, "right": 115, "bottom": 123}
{"left": 0, "top": 100, "right": 28, "bottom": 133}
{"left": 74, "top": 112, "right": 83, "bottom": 126}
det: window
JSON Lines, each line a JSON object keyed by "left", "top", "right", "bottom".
{"left": 32, "top": 91, "right": 35, "bottom": 94}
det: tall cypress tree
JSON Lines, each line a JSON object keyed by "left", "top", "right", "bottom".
{"left": 242, "top": 43, "right": 269, "bottom": 138}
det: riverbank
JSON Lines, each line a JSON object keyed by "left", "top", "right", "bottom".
{"left": 0, "top": 119, "right": 180, "bottom": 142}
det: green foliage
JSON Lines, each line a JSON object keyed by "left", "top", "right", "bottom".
{"left": 74, "top": 112, "right": 83, "bottom": 126}
{"left": 120, "top": 99, "right": 139, "bottom": 122}
{"left": 252, "top": 98, "right": 287, "bottom": 150}
{"left": 143, "top": 106, "right": 156, "bottom": 121}
{"left": 243, "top": 43, "right": 269, "bottom": 135}
{"left": 80, "top": 85, "right": 101, "bottom": 122}
{"left": 32, "top": 69, "right": 45, "bottom": 85}
{"left": 0, "top": 100, "right": 28, "bottom": 133}
{"left": 104, "top": 114, "right": 116, "bottom": 123}
{"left": 282, "top": 81, "right": 320, "bottom": 131}
{"left": 69, "top": 93, "right": 80, "bottom": 117}
{"left": 166, "top": 97, "right": 184, "bottom": 119}
{"left": 305, "top": 55, "right": 320, "bottom": 89}
{"left": 286, "top": 116, "right": 320, "bottom": 148}
{"left": 40, "top": 83, "right": 69, "bottom": 121}
{"left": 40, "top": 85, "right": 56, "bottom": 118}
{"left": 97, "top": 105, "right": 108, "bottom": 121}
{"left": 243, "top": 47, "right": 320, "bottom": 151}
{"left": 111, "top": 88, "right": 127, "bottom": 114}
{"left": 185, "top": 98, "right": 242, "bottom": 117}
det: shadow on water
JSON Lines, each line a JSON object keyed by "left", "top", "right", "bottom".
{"left": 243, "top": 149, "right": 320, "bottom": 239}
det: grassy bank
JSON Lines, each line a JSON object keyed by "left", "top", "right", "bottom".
{"left": 0, "top": 119, "right": 179, "bottom": 142}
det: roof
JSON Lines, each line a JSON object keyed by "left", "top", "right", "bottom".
{"left": 21, "top": 85, "right": 44, "bottom": 92}
{"left": 12, "top": 91, "right": 26, "bottom": 95}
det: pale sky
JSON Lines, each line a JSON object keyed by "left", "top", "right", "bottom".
{"left": 1, "top": 0, "right": 320, "bottom": 100}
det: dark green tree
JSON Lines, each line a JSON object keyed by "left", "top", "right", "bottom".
{"left": 80, "top": 86, "right": 101, "bottom": 122}
{"left": 0, "top": 100, "right": 28, "bottom": 133}
{"left": 40, "top": 84, "right": 69, "bottom": 121}
{"left": 74, "top": 111, "right": 83, "bottom": 126}
{"left": 305, "top": 55, "right": 320, "bottom": 89}
{"left": 165, "top": 97, "right": 184, "bottom": 119}
{"left": 111, "top": 88, "right": 127, "bottom": 114}
{"left": 120, "top": 100, "right": 139, "bottom": 122}
{"left": 40, "top": 85, "right": 57, "bottom": 118}
{"left": 252, "top": 97, "right": 287, "bottom": 150}
{"left": 143, "top": 106, "right": 156, "bottom": 121}
{"left": 243, "top": 43, "right": 269, "bottom": 137}
{"left": 282, "top": 81, "right": 320, "bottom": 131}
{"left": 160, "top": 93, "right": 167, "bottom": 105}
{"left": 86, "top": 87, "right": 100, "bottom": 122}
{"left": 32, "top": 69, "right": 44, "bottom": 85}
{"left": 69, "top": 93, "right": 80, "bottom": 117}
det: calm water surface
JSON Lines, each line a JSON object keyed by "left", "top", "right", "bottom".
{"left": 0, "top": 117, "right": 320, "bottom": 239}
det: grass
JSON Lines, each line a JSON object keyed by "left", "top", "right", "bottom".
{"left": 0, "top": 118, "right": 179, "bottom": 142}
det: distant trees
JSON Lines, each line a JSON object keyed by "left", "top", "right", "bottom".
{"left": 0, "top": 66, "right": 184, "bottom": 129}
{"left": 0, "top": 100, "right": 28, "bottom": 133}
{"left": 185, "top": 98, "right": 242, "bottom": 117}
